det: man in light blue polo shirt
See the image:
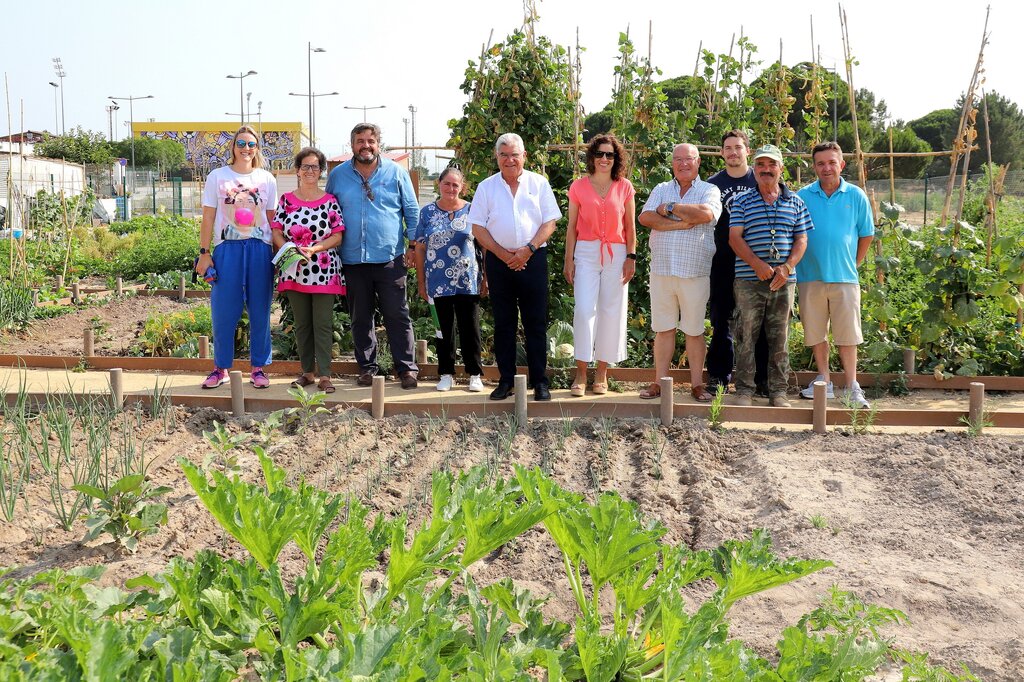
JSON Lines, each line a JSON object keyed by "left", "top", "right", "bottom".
{"left": 796, "top": 141, "right": 875, "bottom": 408}
{"left": 326, "top": 123, "right": 421, "bottom": 389}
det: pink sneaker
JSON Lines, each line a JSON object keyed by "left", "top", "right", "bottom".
{"left": 250, "top": 367, "right": 270, "bottom": 389}
{"left": 201, "top": 369, "right": 228, "bottom": 389}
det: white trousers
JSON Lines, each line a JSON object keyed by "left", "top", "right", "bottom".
{"left": 573, "top": 240, "right": 628, "bottom": 364}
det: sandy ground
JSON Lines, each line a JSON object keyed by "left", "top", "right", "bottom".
{"left": 0, "top": 405, "right": 1021, "bottom": 679}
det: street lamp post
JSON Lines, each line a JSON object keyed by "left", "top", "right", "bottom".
{"left": 51, "top": 58, "right": 66, "bottom": 134}
{"left": 108, "top": 95, "right": 154, "bottom": 195}
{"left": 307, "top": 43, "right": 326, "bottom": 144}
{"left": 288, "top": 91, "right": 338, "bottom": 146}
{"left": 408, "top": 104, "right": 418, "bottom": 170}
{"left": 226, "top": 70, "right": 257, "bottom": 126}
{"left": 257, "top": 101, "right": 263, "bottom": 137}
{"left": 47, "top": 82, "right": 59, "bottom": 134}
{"left": 343, "top": 104, "right": 386, "bottom": 123}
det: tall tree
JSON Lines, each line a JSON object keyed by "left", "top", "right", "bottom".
{"left": 33, "top": 127, "right": 112, "bottom": 166}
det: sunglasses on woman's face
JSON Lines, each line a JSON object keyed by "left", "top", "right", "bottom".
{"left": 593, "top": 151, "right": 616, "bottom": 159}
{"left": 235, "top": 140, "right": 258, "bottom": 149}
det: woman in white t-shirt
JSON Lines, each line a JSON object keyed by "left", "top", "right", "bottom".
{"left": 195, "top": 125, "right": 279, "bottom": 389}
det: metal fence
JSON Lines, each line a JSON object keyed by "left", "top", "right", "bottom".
{"left": 863, "top": 170, "right": 1024, "bottom": 226}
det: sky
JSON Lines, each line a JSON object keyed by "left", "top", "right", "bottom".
{"left": 2, "top": 0, "right": 1017, "bottom": 172}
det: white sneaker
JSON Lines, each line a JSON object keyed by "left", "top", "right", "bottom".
{"left": 800, "top": 375, "right": 834, "bottom": 399}
{"left": 436, "top": 374, "right": 454, "bottom": 392}
{"left": 842, "top": 381, "right": 870, "bottom": 409}
{"left": 467, "top": 375, "right": 484, "bottom": 392}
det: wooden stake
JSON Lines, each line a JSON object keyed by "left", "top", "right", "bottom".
{"left": 903, "top": 349, "right": 916, "bottom": 375}
{"left": 812, "top": 380, "right": 827, "bottom": 434}
{"left": 83, "top": 328, "right": 94, "bottom": 357}
{"left": 415, "top": 339, "right": 428, "bottom": 366}
{"left": 198, "top": 336, "right": 209, "bottom": 359}
{"left": 56, "top": 275, "right": 64, "bottom": 292}
{"left": 659, "top": 377, "right": 673, "bottom": 427}
{"left": 230, "top": 371, "right": 245, "bottom": 416}
{"left": 71, "top": 281, "right": 80, "bottom": 304}
{"left": 115, "top": 276, "right": 123, "bottom": 297}
{"left": 839, "top": 4, "right": 867, "bottom": 190}
{"left": 968, "top": 382, "right": 985, "bottom": 433}
{"left": 178, "top": 275, "right": 186, "bottom": 302}
{"left": 371, "top": 375, "right": 385, "bottom": 419}
{"left": 109, "top": 368, "right": 123, "bottom": 409}
{"left": 981, "top": 90, "right": 997, "bottom": 265}
{"left": 514, "top": 374, "right": 528, "bottom": 428}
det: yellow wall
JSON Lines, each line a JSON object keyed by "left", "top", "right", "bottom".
{"left": 131, "top": 122, "right": 308, "bottom": 171}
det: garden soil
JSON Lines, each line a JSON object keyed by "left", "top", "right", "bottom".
{"left": 1, "top": 407, "right": 1021, "bottom": 679}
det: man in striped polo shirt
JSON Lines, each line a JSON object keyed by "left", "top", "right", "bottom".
{"left": 728, "top": 144, "right": 813, "bottom": 407}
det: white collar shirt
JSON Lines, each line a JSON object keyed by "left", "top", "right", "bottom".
{"left": 641, "top": 177, "right": 722, "bottom": 278}
{"left": 468, "top": 169, "right": 562, "bottom": 250}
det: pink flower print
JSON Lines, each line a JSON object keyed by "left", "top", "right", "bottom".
{"left": 290, "top": 225, "right": 313, "bottom": 246}
{"left": 330, "top": 274, "right": 342, "bottom": 286}
{"left": 283, "top": 196, "right": 300, "bottom": 214}
{"left": 328, "top": 211, "right": 342, "bottom": 230}
{"left": 317, "top": 251, "right": 330, "bottom": 268}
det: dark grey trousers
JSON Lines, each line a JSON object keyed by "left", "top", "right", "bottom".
{"left": 344, "top": 256, "right": 418, "bottom": 376}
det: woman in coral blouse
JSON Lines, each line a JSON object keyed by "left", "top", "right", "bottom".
{"left": 562, "top": 134, "right": 637, "bottom": 396}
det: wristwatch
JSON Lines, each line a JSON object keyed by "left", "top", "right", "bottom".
{"left": 527, "top": 243, "right": 538, "bottom": 254}
{"left": 199, "top": 248, "right": 208, "bottom": 255}
{"left": 665, "top": 202, "right": 676, "bottom": 216}
{"left": 626, "top": 253, "right": 637, "bottom": 261}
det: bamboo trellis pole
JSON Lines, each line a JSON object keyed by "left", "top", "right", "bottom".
{"left": 981, "top": 89, "right": 997, "bottom": 265}
{"left": 940, "top": 7, "right": 989, "bottom": 230}
{"left": 839, "top": 4, "right": 867, "bottom": 191}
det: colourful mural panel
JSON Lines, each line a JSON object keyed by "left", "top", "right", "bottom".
{"left": 132, "top": 122, "right": 306, "bottom": 171}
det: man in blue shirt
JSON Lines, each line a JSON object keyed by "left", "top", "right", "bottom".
{"left": 796, "top": 141, "right": 875, "bottom": 408}
{"left": 326, "top": 123, "right": 421, "bottom": 388}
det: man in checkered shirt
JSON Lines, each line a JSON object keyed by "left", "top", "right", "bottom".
{"left": 637, "top": 143, "right": 722, "bottom": 401}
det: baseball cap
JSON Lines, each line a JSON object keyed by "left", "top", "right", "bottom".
{"left": 752, "top": 144, "right": 784, "bottom": 164}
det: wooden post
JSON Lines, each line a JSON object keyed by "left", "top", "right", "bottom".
{"left": 178, "top": 275, "right": 187, "bottom": 302}
{"left": 83, "top": 328, "right": 94, "bottom": 357}
{"left": 968, "top": 382, "right": 985, "bottom": 433}
{"left": 115, "top": 276, "right": 123, "bottom": 297}
{"left": 109, "top": 368, "right": 123, "bottom": 409}
{"left": 56, "top": 275, "right": 64, "bottom": 292}
{"left": 514, "top": 374, "right": 527, "bottom": 428}
{"left": 371, "top": 375, "right": 385, "bottom": 419}
{"left": 903, "top": 349, "right": 916, "bottom": 375}
{"left": 198, "top": 335, "right": 210, "bottom": 359}
{"left": 31, "top": 289, "right": 39, "bottom": 306}
{"left": 812, "top": 380, "right": 827, "bottom": 434}
{"left": 415, "top": 339, "right": 428, "bottom": 366}
{"left": 229, "top": 370, "right": 245, "bottom": 416}
{"left": 659, "top": 376, "right": 673, "bottom": 427}
{"left": 71, "top": 281, "right": 80, "bottom": 304}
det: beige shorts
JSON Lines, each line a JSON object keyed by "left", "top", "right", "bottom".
{"left": 798, "top": 281, "right": 863, "bottom": 346}
{"left": 650, "top": 274, "right": 710, "bottom": 336}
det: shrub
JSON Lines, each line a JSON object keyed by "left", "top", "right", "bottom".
{"left": 0, "top": 282, "right": 33, "bottom": 331}
{"left": 136, "top": 307, "right": 212, "bottom": 357}
{"left": 113, "top": 221, "right": 199, "bottom": 279}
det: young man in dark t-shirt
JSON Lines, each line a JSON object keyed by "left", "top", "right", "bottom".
{"left": 706, "top": 129, "right": 769, "bottom": 395}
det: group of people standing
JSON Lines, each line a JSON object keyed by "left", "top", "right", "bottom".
{"left": 196, "top": 123, "right": 873, "bottom": 408}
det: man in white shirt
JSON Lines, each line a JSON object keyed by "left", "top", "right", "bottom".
{"left": 637, "top": 143, "right": 722, "bottom": 402}
{"left": 470, "top": 133, "right": 562, "bottom": 401}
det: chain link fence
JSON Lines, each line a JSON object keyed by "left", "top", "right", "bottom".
{"left": 863, "top": 170, "right": 1024, "bottom": 227}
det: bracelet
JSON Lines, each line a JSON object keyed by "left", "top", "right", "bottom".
{"left": 527, "top": 243, "right": 538, "bottom": 254}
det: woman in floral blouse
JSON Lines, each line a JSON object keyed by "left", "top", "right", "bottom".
{"left": 271, "top": 147, "right": 345, "bottom": 393}
{"left": 414, "top": 166, "right": 485, "bottom": 392}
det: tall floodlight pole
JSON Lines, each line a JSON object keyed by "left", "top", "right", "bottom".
{"left": 307, "top": 43, "right": 326, "bottom": 143}
{"left": 402, "top": 117, "right": 409, "bottom": 152}
{"left": 226, "top": 70, "right": 257, "bottom": 126}
{"left": 106, "top": 103, "right": 120, "bottom": 141}
{"left": 51, "top": 58, "right": 66, "bottom": 134}
{"left": 108, "top": 95, "right": 154, "bottom": 194}
{"left": 48, "top": 82, "right": 59, "bottom": 133}
{"left": 246, "top": 92, "right": 252, "bottom": 124}
{"left": 257, "top": 101, "right": 263, "bottom": 137}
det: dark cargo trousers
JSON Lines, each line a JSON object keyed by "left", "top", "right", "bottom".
{"left": 733, "top": 279, "right": 794, "bottom": 398}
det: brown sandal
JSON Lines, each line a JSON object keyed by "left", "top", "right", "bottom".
{"left": 570, "top": 383, "right": 585, "bottom": 397}
{"left": 291, "top": 375, "right": 315, "bottom": 387}
{"left": 691, "top": 385, "right": 712, "bottom": 402}
{"left": 639, "top": 383, "right": 661, "bottom": 400}
{"left": 591, "top": 382, "right": 608, "bottom": 395}
{"left": 318, "top": 377, "right": 336, "bottom": 394}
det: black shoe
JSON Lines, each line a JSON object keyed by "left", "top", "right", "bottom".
{"left": 755, "top": 382, "right": 770, "bottom": 398}
{"left": 534, "top": 384, "right": 551, "bottom": 401}
{"left": 490, "top": 383, "right": 514, "bottom": 400}
{"left": 707, "top": 377, "right": 728, "bottom": 393}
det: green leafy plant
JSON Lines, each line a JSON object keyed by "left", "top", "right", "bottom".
{"left": 708, "top": 383, "right": 727, "bottom": 432}
{"left": 202, "top": 420, "right": 249, "bottom": 471}
{"left": 959, "top": 410, "right": 994, "bottom": 437}
{"left": 74, "top": 473, "right": 170, "bottom": 553}
{"left": 284, "top": 387, "right": 331, "bottom": 433}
